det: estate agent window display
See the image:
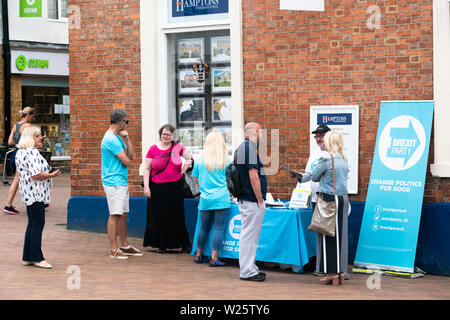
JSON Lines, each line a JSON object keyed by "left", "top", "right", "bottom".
{"left": 174, "top": 30, "right": 232, "bottom": 157}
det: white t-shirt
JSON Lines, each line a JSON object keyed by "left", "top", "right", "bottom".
{"left": 305, "top": 148, "right": 327, "bottom": 203}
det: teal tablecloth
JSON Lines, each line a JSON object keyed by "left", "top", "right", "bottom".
{"left": 191, "top": 203, "right": 316, "bottom": 273}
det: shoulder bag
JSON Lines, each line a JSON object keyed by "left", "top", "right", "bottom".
{"left": 181, "top": 159, "right": 200, "bottom": 198}
{"left": 308, "top": 153, "right": 337, "bottom": 237}
{"left": 141, "top": 143, "right": 174, "bottom": 187}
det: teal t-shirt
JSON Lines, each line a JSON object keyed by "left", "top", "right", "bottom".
{"left": 192, "top": 159, "right": 230, "bottom": 210}
{"left": 101, "top": 131, "right": 128, "bottom": 186}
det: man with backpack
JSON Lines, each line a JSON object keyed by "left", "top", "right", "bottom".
{"left": 235, "top": 122, "right": 267, "bottom": 282}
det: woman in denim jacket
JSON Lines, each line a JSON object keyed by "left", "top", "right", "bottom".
{"left": 311, "top": 130, "right": 348, "bottom": 285}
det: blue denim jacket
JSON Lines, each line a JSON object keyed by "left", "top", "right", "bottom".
{"left": 311, "top": 152, "right": 348, "bottom": 196}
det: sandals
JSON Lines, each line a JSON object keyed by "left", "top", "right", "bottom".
{"left": 194, "top": 255, "right": 204, "bottom": 264}
{"left": 209, "top": 259, "right": 226, "bottom": 267}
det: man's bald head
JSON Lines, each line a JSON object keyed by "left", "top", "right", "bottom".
{"left": 244, "top": 122, "right": 262, "bottom": 142}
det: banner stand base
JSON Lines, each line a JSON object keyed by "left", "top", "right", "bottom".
{"left": 352, "top": 266, "right": 425, "bottom": 279}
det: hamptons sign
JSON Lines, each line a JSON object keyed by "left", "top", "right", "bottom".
{"left": 172, "top": 0, "right": 228, "bottom": 17}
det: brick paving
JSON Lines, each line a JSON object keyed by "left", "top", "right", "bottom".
{"left": 0, "top": 173, "right": 449, "bottom": 300}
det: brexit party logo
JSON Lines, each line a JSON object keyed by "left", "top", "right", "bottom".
{"left": 378, "top": 115, "right": 426, "bottom": 171}
{"left": 228, "top": 215, "right": 241, "bottom": 240}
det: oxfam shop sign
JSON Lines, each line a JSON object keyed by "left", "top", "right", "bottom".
{"left": 16, "top": 54, "right": 49, "bottom": 71}
{"left": 20, "top": 0, "right": 42, "bottom": 18}
{"left": 11, "top": 50, "right": 69, "bottom": 76}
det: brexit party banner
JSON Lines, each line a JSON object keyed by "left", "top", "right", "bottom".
{"left": 354, "top": 101, "right": 434, "bottom": 273}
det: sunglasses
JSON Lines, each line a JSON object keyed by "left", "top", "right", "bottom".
{"left": 122, "top": 119, "right": 129, "bottom": 124}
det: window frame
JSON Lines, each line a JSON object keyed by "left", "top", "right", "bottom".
{"left": 47, "top": 0, "right": 68, "bottom": 23}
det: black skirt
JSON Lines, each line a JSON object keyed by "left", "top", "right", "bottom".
{"left": 143, "top": 178, "right": 191, "bottom": 249}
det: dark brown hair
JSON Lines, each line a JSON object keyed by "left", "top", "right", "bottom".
{"left": 158, "top": 124, "right": 176, "bottom": 139}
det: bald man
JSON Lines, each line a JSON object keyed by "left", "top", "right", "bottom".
{"left": 235, "top": 122, "right": 267, "bottom": 282}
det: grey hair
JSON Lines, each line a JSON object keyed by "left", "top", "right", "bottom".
{"left": 110, "top": 109, "right": 128, "bottom": 124}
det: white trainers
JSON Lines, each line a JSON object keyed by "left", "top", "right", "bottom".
{"left": 109, "top": 248, "right": 128, "bottom": 260}
{"left": 23, "top": 261, "right": 34, "bottom": 266}
{"left": 34, "top": 260, "right": 53, "bottom": 269}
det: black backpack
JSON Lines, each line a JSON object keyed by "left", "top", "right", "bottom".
{"left": 226, "top": 152, "right": 245, "bottom": 198}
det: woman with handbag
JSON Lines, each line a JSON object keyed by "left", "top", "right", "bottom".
{"left": 310, "top": 130, "right": 348, "bottom": 285}
{"left": 143, "top": 124, "right": 193, "bottom": 253}
{"left": 192, "top": 131, "right": 230, "bottom": 267}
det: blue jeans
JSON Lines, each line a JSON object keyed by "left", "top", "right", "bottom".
{"left": 23, "top": 202, "right": 45, "bottom": 262}
{"left": 196, "top": 208, "right": 229, "bottom": 252}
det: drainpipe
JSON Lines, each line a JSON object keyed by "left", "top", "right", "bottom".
{"left": 2, "top": 0, "right": 11, "bottom": 145}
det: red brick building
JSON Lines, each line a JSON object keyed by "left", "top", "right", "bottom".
{"left": 67, "top": 1, "right": 450, "bottom": 275}
{"left": 69, "top": 0, "right": 449, "bottom": 201}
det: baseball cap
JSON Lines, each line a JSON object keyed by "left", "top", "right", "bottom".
{"left": 311, "top": 124, "right": 331, "bottom": 134}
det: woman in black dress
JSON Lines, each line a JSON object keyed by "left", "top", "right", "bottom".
{"left": 142, "top": 124, "right": 194, "bottom": 253}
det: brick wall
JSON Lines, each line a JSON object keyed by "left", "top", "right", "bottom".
{"left": 68, "top": 0, "right": 450, "bottom": 202}
{"left": 242, "top": 0, "right": 449, "bottom": 202}
{"left": 69, "top": 0, "right": 141, "bottom": 196}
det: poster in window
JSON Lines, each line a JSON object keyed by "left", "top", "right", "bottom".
{"left": 179, "top": 69, "right": 204, "bottom": 94}
{"left": 179, "top": 98, "right": 205, "bottom": 123}
{"left": 178, "top": 128, "right": 204, "bottom": 159}
{"left": 212, "top": 97, "right": 232, "bottom": 122}
{"left": 178, "top": 38, "right": 204, "bottom": 64}
{"left": 211, "top": 36, "right": 231, "bottom": 63}
{"left": 212, "top": 126, "right": 233, "bottom": 156}
{"left": 212, "top": 68, "right": 231, "bottom": 93}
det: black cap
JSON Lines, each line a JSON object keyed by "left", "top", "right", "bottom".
{"left": 311, "top": 124, "right": 331, "bottom": 134}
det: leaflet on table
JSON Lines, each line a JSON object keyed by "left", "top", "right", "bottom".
{"left": 289, "top": 182, "right": 311, "bottom": 209}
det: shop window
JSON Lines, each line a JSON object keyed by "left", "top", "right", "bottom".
{"left": 48, "top": 0, "right": 68, "bottom": 21}
{"left": 169, "top": 30, "right": 232, "bottom": 158}
{"left": 22, "top": 86, "right": 70, "bottom": 158}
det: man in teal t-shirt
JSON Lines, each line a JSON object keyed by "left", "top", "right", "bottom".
{"left": 101, "top": 130, "right": 128, "bottom": 186}
{"left": 101, "top": 109, "right": 143, "bottom": 260}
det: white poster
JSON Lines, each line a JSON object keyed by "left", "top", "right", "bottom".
{"left": 310, "top": 106, "right": 359, "bottom": 194}
{"left": 280, "top": 0, "right": 324, "bottom": 12}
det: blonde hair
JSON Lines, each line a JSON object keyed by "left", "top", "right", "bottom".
{"left": 202, "top": 131, "right": 227, "bottom": 172}
{"left": 17, "top": 126, "right": 41, "bottom": 149}
{"left": 324, "top": 130, "right": 346, "bottom": 160}
{"left": 19, "top": 106, "right": 34, "bottom": 118}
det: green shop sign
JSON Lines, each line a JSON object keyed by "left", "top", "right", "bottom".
{"left": 16, "top": 55, "right": 49, "bottom": 71}
{"left": 20, "top": 0, "right": 42, "bottom": 18}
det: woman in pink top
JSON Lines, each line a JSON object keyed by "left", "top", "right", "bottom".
{"left": 142, "top": 124, "right": 194, "bottom": 253}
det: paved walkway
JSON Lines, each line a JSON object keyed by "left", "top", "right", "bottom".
{"left": 0, "top": 173, "right": 449, "bottom": 300}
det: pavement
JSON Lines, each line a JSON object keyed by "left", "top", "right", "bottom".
{"left": 0, "top": 173, "right": 449, "bottom": 300}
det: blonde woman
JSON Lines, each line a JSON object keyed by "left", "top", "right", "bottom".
{"left": 192, "top": 131, "right": 231, "bottom": 267}
{"left": 3, "top": 107, "right": 35, "bottom": 215}
{"left": 15, "top": 126, "right": 60, "bottom": 269}
{"left": 311, "top": 130, "right": 348, "bottom": 285}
